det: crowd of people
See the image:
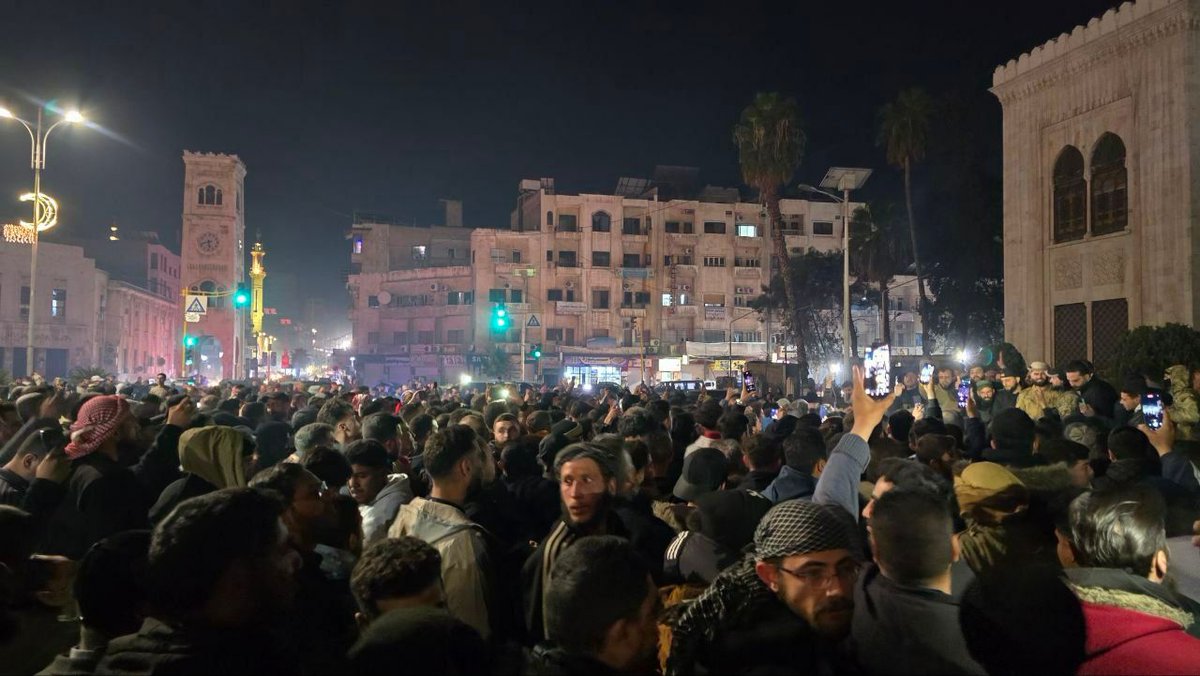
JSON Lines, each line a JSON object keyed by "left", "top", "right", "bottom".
{"left": 0, "top": 356, "right": 1198, "bottom": 675}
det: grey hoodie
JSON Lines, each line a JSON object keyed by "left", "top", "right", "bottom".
{"left": 359, "top": 473, "right": 413, "bottom": 545}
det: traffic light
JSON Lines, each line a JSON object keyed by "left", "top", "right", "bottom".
{"left": 491, "top": 304, "right": 509, "bottom": 331}
{"left": 528, "top": 344, "right": 542, "bottom": 361}
{"left": 233, "top": 285, "right": 250, "bottom": 308}
{"left": 183, "top": 334, "right": 197, "bottom": 366}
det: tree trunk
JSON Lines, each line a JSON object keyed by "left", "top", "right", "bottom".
{"left": 766, "top": 190, "right": 809, "bottom": 380}
{"left": 903, "top": 156, "right": 930, "bottom": 355}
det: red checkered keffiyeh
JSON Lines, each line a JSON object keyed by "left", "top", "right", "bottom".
{"left": 66, "top": 395, "right": 131, "bottom": 459}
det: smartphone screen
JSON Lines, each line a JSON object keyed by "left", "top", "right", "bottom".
{"left": 1142, "top": 390, "right": 1164, "bottom": 430}
{"left": 864, "top": 345, "right": 892, "bottom": 399}
{"left": 919, "top": 363, "right": 934, "bottom": 384}
{"left": 742, "top": 371, "right": 756, "bottom": 393}
{"left": 956, "top": 380, "right": 971, "bottom": 409}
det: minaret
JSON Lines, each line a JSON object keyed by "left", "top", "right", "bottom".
{"left": 249, "top": 239, "right": 266, "bottom": 358}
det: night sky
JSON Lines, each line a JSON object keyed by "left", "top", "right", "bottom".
{"left": 0, "top": 0, "right": 1120, "bottom": 328}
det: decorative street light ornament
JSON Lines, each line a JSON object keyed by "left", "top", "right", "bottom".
{"left": 18, "top": 191, "right": 59, "bottom": 231}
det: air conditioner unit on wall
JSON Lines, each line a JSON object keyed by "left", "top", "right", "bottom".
{"left": 681, "top": 284, "right": 691, "bottom": 291}
{"left": 683, "top": 248, "right": 692, "bottom": 255}
{"left": 565, "top": 281, "right": 575, "bottom": 289}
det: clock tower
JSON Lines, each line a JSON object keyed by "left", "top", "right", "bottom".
{"left": 180, "top": 151, "right": 247, "bottom": 381}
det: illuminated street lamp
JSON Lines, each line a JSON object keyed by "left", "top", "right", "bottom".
{"left": 0, "top": 104, "right": 86, "bottom": 376}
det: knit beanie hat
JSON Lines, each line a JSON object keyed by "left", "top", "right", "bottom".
{"left": 66, "top": 395, "right": 130, "bottom": 459}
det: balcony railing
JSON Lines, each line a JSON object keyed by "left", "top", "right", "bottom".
{"left": 619, "top": 267, "right": 654, "bottom": 279}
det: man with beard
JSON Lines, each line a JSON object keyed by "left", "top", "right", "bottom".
{"left": 666, "top": 499, "right": 861, "bottom": 675}
{"left": 1017, "top": 361, "right": 1075, "bottom": 421}
{"left": 1065, "top": 359, "right": 1119, "bottom": 422}
{"left": 991, "top": 368, "right": 1021, "bottom": 417}
{"left": 522, "top": 443, "right": 632, "bottom": 644}
{"left": 973, "top": 380, "right": 998, "bottom": 426}
{"left": 42, "top": 396, "right": 191, "bottom": 559}
{"left": 388, "top": 424, "right": 494, "bottom": 640}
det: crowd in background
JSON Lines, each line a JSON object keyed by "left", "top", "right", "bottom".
{"left": 0, "top": 353, "right": 1198, "bottom": 675}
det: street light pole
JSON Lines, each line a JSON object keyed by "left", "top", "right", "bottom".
{"left": 0, "top": 106, "right": 85, "bottom": 377}
{"left": 800, "top": 167, "right": 871, "bottom": 376}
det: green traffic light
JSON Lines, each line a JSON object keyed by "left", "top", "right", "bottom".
{"left": 233, "top": 286, "right": 250, "bottom": 307}
{"left": 183, "top": 335, "right": 197, "bottom": 347}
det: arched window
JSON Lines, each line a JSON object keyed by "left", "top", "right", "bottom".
{"left": 592, "top": 211, "right": 611, "bottom": 232}
{"left": 1091, "top": 133, "right": 1127, "bottom": 236}
{"left": 1052, "top": 146, "right": 1087, "bottom": 243}
{"left": 198, "top": 184, "right": 224, "bottom": 206}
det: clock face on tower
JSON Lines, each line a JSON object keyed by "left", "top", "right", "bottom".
{"left": 196, "top": 231, "right": 221, "bottom": 255}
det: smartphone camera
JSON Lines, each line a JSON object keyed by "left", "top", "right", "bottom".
{"left": 742, "top": 370, "right": 756, "bottom": 393}
{"left": 1142, "top": 389, "right": 1164, "bottom": 430}
{"left": 864, "top": 345, "right": 892, "bottom": 400}
{"left": 956, "top": 380, "right": 971, "bottom": 409}
{"left": 919, "top": 363, "right": 934, "bottom": 385}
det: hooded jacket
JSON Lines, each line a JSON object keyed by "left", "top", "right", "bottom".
{"left": 761, "top": 465, "right": 817, "bottom": 503}
{"left": 148, "top": 426, "right": 248, "bottom": 524}
{"left": 1066, "top": 567, "right": 1200, "bottom": 674}
{"left": 848, "top": 564, "right": 986, "bottom": 675}
{"left": 388, "top": 496, "right": 492, "bottom": 640}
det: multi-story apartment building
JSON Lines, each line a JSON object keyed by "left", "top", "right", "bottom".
{"left": 347, "top": 175, "right": 901, "bottom": 386}
{"left": 101, "top": 280, "right": 179, "bottom": 380}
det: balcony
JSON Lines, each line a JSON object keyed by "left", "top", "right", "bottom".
{"left": 619, "top": 267, "right": 654, "bottom": 279}
{"left": 618, "top": 306, "right": 648, "bottom": 317}
{"left": 734, "top": 266, "right": 762, "bottom": 278}
{"left": 670, "top": 304, "right": 698, "bottom": 316}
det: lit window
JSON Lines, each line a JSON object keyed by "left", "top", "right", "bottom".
{"left": 51, "top": 289, "right": 66, "bottom": 318}
{"left": 736, "top": 224, "right": 757, "bottom": 237}
{"left": 412, "top": 245, "right": 427, "bottom": 260}
{"left": 353, "top": 236, "right": 364, "bottom": 254}
{"left": 661, "top": 293, "right": 673, "bottom": 307}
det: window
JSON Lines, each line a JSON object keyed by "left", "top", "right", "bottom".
{"left": 198, "top": 184, "right": 223, "bottom": 206}
{"left": 1090, "top": 133, "right": 1128, "bottom": 236}
{"left": 593, "top": 251, "right": 611, "bottom": 267}
{"left": 546, "top": 211, "right": 554, "bottom": 226}
{"left": 813, "top": 221, "right": 834, "bottom": 236}
{"left": 447, "top": 329, "right": 465, "bottom": 344}
{"left": 1053, "top": 146, "right": 1087, "bottom": 243}
{"left": 622, "top": 253, "right": 643, "bottom": 268}
{"left": 665, "top": 254, "right": 693, "bottom": 265}
{"left": 678, "top": 292, "right": 692, "bottom": 305}
{"left": 732, "top": 331, "right": 762, "bottom": 343}
{"left": 622, "top": 291, "right": 651, "bottom": 307}
{"left": 703, "top": 221, "right": 726, "bottom": 234}
{"left": 368, "top": 332, "right": 379, "bottom": 345}
{"left": 703, "top": 256, "right": 726, "bottom": 267}
{"left": 512, "top": 250, "right": 522, "bottom": 263}
{"left": 558, "top": 250, "right": 578, "bottom": 267}
{"left": 592, "top": 329, "right": 610, "bottom": 339}
{"left": 510, "top": 289, "right": 523, "bottom": 303}
{"left": 703, "top": 294, "right": 726, "bottom": 307}
{"left": 418, "top": 330, "right": 435, "bottom": 344}
{"left": 592, "top": 211, "right": 611, "bottom": 232}
{"left": 735, "top": 256, "right": 760, "bottom": 267}
{"left": 735, "top": 295, "right": 755, "bottom": 307}
{"left": 19, "top": 285, "right": 29, "bottom": 320}
{"left": 150, "top": 255, "right": 158, "bottom": 270}
{"left": 51, "top": 288, "right": 66, "bottom": 318}
{"left": 488, "top": 288, "right": 506, "bottom": 303}
{"left": 592, "top": 289, "right": 610, "bottom": 309}
{"left": 447, "top": 291, "right": 473, "bottom": 305}
{"left": 665, "top": 221, "right": 695, "bottom": 234}
{"left": 393, "top": 331, "right": 408, "bottom": 345}
{"left": 661, "top": 293, "right": 673, "bottom": 307}
{"left": 546, "top": 250, "right": 553, "bottom": 262}
{"left": 622, "top": 217, "right": 642, "bottom": 235}
{"left": 412, "top": 245, "right": 427, "bottom": 260}
{"left": 779, "top": 219, "right": 803, "bottom": 234}
{"left": 367, "top": 295, "right": 380, "bottom": 307}
{"left": 546, "top": 328, "right": 564, "bottom": 342}
{"left": 701, "top": 330, "right": 726, "bottom": 343}
{"left": 558, "top": 214, "right": 578, "bottom": 232}
{"left": 736, "top": 224, "right": 758, "bottom": 237}
{"left": 353, "top": 236, "right": 364, "bottom": 254}
{"left": 548, "top": 289, "right": 564, "bottom": 302}
{"left": 448, "top": 248, "right": 456, "bottom": 260}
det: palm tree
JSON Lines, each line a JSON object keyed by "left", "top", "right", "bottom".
{"left": 877, "top": 88, "right": 933, "bottom": 354}
{"left": 850, "top": 203, "right": 909, "bottom": 345}
{"left": 734, "top": 93, "right": 808, "bottom": 377}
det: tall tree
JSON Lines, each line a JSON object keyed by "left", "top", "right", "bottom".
{"left": 877, "top": 88, "right": 933, "bottom": 354}
{"left": 734, "top": 93, "right": 808, "bottom": 377}
{"left": 849, "top": 202, "right": 909, "bottom": 345}
{"left": 751, "top": 249, "right": 844, "bottom": 370}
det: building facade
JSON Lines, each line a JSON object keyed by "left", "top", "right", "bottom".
{"left": 179, "top": 151, "right": 247, "bottom": 381}
{"left": 101, "top": 280, "right": 179, "bottom": 380}
{"left": 0, "top": 240, "right": 107, "bottom": 378}
{"left": 345, "top": 175, "right": 919, "bottom": 386}
{"left": 991, "top": 0, "right": 1200, "bottom": 365}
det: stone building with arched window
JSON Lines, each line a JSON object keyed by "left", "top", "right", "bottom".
{"left": 991, "top": 0, "right": 1200, "bottom": 367}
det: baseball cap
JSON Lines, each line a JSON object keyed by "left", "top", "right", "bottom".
{"left": 673, "top": 447, "right": 728, "bottom": 501}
